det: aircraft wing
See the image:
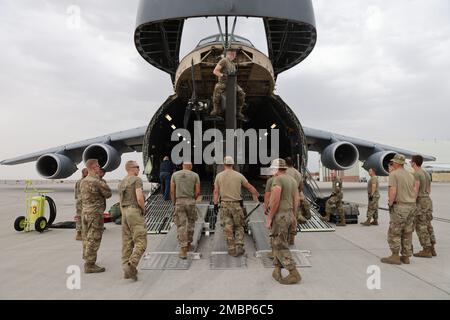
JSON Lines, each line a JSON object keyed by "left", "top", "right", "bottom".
{"left": 0, "top": 124, "right": 435, "bottom": 178}
{"left": 0, "top": 126, "right": 146, "bottom": 166}
{"left": 303, "top": 127, "right": 435, "bottom": 160}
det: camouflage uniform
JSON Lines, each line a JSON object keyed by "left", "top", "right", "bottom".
{"left": 285, "top": 167, "right": 302, "bottom": 242}
{"left": 118, "top": 175, "right": 147, "bottom": 270}
{"left": 80, "top": 174, "right": 112, "bottom": 265}
{"left": 299, "top": 192, "right": 311, "bottom": 220}
{"left": 220, "top": 201, "right": 245, "bottom": 250}
{"left": 387, "top": 168, "right": 416, "bottom": 257}
{"left": 414, "top": 168, "right": 436, "bottom": 248}
{"left": 171, "top": 169, "right": 200, "bottom": 249}
{"left": 74, "top": 178, "right": 84, "bottom": 232}
{"left": 324, "top": 176, "right": 344, "bottom": 224}
{"left": 215, "top": 169, "right": 248, "bottom": 253}
{"left": 367, "top": 176, "right": 380, "bottom": 220}
{"left": 270, "top": 174, "right": 298, "bottom": 271}
{"left": 212, "top": 57, "right": 245, "bottom": 115}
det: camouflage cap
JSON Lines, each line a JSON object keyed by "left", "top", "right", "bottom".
{"left": 224, "top": 156, "right": 234, "bottom": 165}
{"left": 270, "top": 158, "right": 288, "bottom": 169}
{"left": 391, "top": 153, "right": 406, "bottom": 165}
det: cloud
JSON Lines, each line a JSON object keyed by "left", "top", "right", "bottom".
{"left": 1, "top": 0, "right": 449, "bottom": 179}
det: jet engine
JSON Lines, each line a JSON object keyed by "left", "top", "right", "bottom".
{"left": 321, "top": 141, "right": 359, "bottom": 171}
{"left": 363, "top": 151, "right": 396, "bottom": 176}
{"left": 82, "top": 143, "right": 121, "bottom": 171}
{"left": 36, "top": 153, "right": 77, "bottom": 179}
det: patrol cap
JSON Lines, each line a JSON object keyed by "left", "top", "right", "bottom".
{"left": 270, "top": 158, "right": 288, "bottom": 169}
{"left": 390, "top": 153, "right": 406, "bottom": 165}
{"left": 224, "top": 156, "right": 235, "bottom": 165}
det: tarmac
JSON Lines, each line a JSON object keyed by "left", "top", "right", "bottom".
{"left": 0, "top": 181, "right": 449, "bottom": 300}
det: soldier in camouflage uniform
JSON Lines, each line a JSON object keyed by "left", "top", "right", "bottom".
{"left": 264, "top": 175, "right": 275, "bottom": 259}
{"left": 284, "top": 157, "right": 306, "bottom": 245}
{"left": 80, "top": 159, "right": 112, "bottom": 273}
{"left": 213, "top": 156, "right": 259, "bottom": 257}
{"left": 411, "top": 155, "right": 437, "bottom": 258}
{"left": 381, "top": 154, "right": 417, "bottom": 265}
{"left": 321, "top": 171, "right": 345, "bottom": 226}
{"left": 361, "top": 168, "right": 380, "bottom": 226}
{"left": 267, "top": 159, "right": 301, "bottom": 285}
{"left": 74, "top": 168, "right": 88, "bottom": 241}
{"left": 210, "top": 48, "right": 246, "bottom": 120}
{"left": 170, "top": 161, "right": 201, "bottom": 259}
{"left": 118, "top": 160, "right": 147, "bottom": 281}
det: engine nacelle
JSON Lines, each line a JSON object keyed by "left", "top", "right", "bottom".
{"left": 82, "top": 143, "right": 121, "bottom": 171}
{"left": 363, "top": 151, "right": 396, "bottom": 176}
{"left": 36, "top": 153, "right": 77, "bottom": 179}
{"left": 321, "top": 141, "right": 359, "bottom": 171}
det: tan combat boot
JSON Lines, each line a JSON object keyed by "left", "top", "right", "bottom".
{"left": 336, "top": 216, "right": 346, "bottom": 226}
{"left": 236, "top": 245, "right": 245, "bottom": 256}
{"left": 413, "top": 247, "right": 432, "bottom": 258}
{"left": 380, "top": 253, "right": 401, "bottom": 265}
{"left": 123, "top": 262, "right": 138, "bottom": 281}
{"left": 360, "top": 218, "right": 371, "bottom": 226}
{"left": 297, "top": 214, "right": 307, "bottom": 224}
{"left": 279, "top": 268, "right": 301, "bottom": 285}
{"left": 370, "top": 218, "right": 378, "bottom": 225}
{"left": 400, "top": 256, "right": 410, "bottom": 264}
{"left": 272, "top": 266, "right": 282, "bottom": 282}
{"left": 75, "top": 231, "right": 82, "bottom": 241}
{"left": 228, "top": 248, "right": 238, "bottom": 257}
{"left": 210, "top": 104, "right": 222, "bottom": 117}
{"left": 320, "top": 213, "right": 330, "bottom": 222}
{"left": 187, "top": 242, "right": 194, "bottom": 252}
{"left": 84, "top": 263, "right": 106, "bottom": 273}
{"left": 431, "top": 244, "right": 437, "bottom": 257}
{"left": 267, "top": 250, "right": 274, "bottom": 260}
{"left": 179, "top": 247, "right": 188, "bottom": 259}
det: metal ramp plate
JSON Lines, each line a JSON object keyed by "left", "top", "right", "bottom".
{"left": 145, "top": 194, "right": 174, "bottom": 234}
{"left": 298, "top": 211, "right": 335, "bottom": 232}
{"left": 209, "top": 216, "right": 246, "bottom": 269}
{"left": 141, "top": 204, "right": 208, "bottom": 270}
{"left": 248, "top": 206, "right": 313, "bottom": 268}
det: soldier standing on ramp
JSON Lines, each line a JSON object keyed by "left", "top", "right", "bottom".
{"left": 170, "top": 161, "right": 201, "bottom": 259}
{"left": 118, "top": 160, "right": 148, "bottom": 281}
{"left": 361, "top": 168, "right": 380, "bottom": 226}
{"left": 210, "top": 48, "right": 246, "bottom": 120}
{"left": 213, "top": 156, "right": 259, "bottom": 257}
{"left": 321, "top": 171, "right": 345, "bottom": 226}
{"left": 80, "top": 159, "right": 112, "bottom": 273}
{"left": 74, "top": 168, "right": 88, "bottom": 241}
{"left": 381, "top": 154, "right": 417, "bottom": 265}
{"left": 267, "top": 158, "right": 301, "bottom": 285}
{"left": 411, "top": 155, "right": 437, "bottom": 258}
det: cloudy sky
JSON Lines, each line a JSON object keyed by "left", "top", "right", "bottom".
{"left": 1, "top": 0, "right": 449, "bottom": 179}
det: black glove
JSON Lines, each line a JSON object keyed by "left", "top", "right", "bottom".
{"left": 214, "top": 204, "right": 219, "bottom": 214}
{"left": 258, "top": 194, "right": 265, "bottom": 203}
{"left": 369, "top": 195, "right": 373, "bottom": 201}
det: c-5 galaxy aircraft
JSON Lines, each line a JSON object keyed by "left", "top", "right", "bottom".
{"left": 1, "top": 0, "right": 435, "bottom": 183}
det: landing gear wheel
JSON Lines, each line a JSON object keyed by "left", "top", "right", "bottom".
{"left": 14, "top": 216, "right": 26, "bottom": 231}
{"left": 35, "top": 217, "right": 48, "bottom": 233}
